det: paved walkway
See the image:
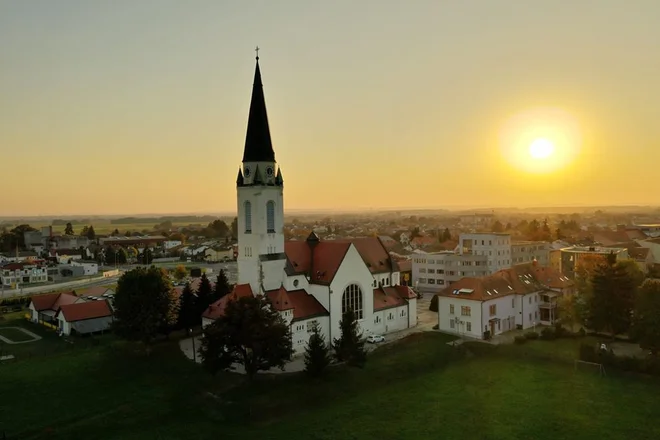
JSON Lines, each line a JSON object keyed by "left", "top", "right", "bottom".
{"left": 0, "top": 326, "right": 42, "bottom": 344}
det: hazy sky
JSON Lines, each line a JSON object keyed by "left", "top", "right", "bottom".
{"left": 2, "top": 0, "right": 659, "bottom": 215}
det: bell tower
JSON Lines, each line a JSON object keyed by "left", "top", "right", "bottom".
{"left": 236, "top": 50, "right": 286, "bottom": 294}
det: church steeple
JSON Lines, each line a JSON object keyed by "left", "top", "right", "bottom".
{"left": 242, "top": 52, "right": 275, "bottom": 163}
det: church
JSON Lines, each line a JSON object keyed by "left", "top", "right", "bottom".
{"left": 202, "top": 54, "right": 417, "bottom": 353}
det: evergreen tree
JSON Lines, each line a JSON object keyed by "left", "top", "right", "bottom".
{"left": 87, "top": 225, "right": 96, "bottom": 240}
{"left": 304, "top": 322, "right": 332, "bottom": 377}
{"left": 442, "top": 228, "right": 451, "bottom": 242}
{"left": 333, "top": 309, "right": 367, "bottom": 368}
{"left": 113, "top": 267, "right": 179, "bottom": 350}
{"left": 199, "top": 295, "right": 293, "bottom": 380}
{"left": 213, "top": 270, "right": 232, "bottom": 302}
{"left": 196, "top": 273, "right": 213, "bottom": 315}
{"left": 631, "top": 279, "right": 660, "bottom": 356}
{"left": 64, "top": 222, "right": 74, "bottom": 235}
{"left": 491, "top": 220, "right": 504, "bottom": 233}
{"left": 587, "top": 254, "right": 635, "bottom": 337}
{"left": 177, "top": 282, "right": 199, "bottom": 332}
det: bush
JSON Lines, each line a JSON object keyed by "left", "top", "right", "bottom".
{"left": 578, "top": 327, "right": 586, "bottom": 337}
{"left": 540, "top": 327, "right": 556, "bottom": 340}
{"left": 483, "top": 330, "right": 491, "bottom": 340}
{"left": 432, "top": 324, "right": 439, "bottom": 330}
{"left": 554, "top": 323, "right": 568, "bottom": 338}
{"left": 524, "top": 331, "right": 539, "bottom": 340}
{"left": 514, "top": 335, "right": 527, "bottom": 345}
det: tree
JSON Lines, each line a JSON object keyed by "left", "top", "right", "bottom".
{"left": 491, "top": 220, "right": 504, "bottom": 233}
{"left": 113, "top": 267, "right": 179, "bottom": 349}
{"left": 87, "top": 225, "right": 96, "bottom": 240}
{"left": 505, "top": 222, "right": 513, "bottom": 231}
{"left": 333, "top": 309, "right": 367, "bottom": 368}
{"left": 199, "top": 295, "right": 293, "bottom": 380}
{"left": 616, "top": 259, "right": 645, "bottom": 290}
{"left": 631, "top": 279, "right": 660, "bottom": 356}
{"left": 410, "top": 227, "right": 421, "bottom": 239}
{"left": 304, "top": 322, "right": 332, "bottom": 377}
{"left": 138, "top": 247, "right": 154, "bottom": 265}
{"left": 213, "top": 270, "right": 232, "bottom": 302}
{"left": 441, "top": 228, "right": 451, "bottom": 242}
{"left": 207, "top": 219, "right": 229, "bottom": 238}
{"left": 557, "top": 294, "right": 580, "bottom": 332}
{"left": 64, "top": 222, "right": 74, "bottom": 235}
{"left": 587, "top": 255, "right": 636, "bottom": 337}
{"left": 555, "top": 228, "right": 564, "bottom": 240}
{"left": 177, "top": 282, "right": 199, "bottom": 332}
{"left": 173, "top": 264, "right": 187, "bottom": 281}
{"left": 196, "top": 273, "right": 213, "bottom": 315}
{"left": 80, "top": 226, "right": 89, "bottom": 237}
{"left": 230, "top": 217, "right": 238, "bottom": 239}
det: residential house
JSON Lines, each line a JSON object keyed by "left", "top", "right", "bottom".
{"left": 55, "top": 300, "right": 113, "bottom": 335}
{"left": 1, "top": 261, "right": 49, "bottom": 288}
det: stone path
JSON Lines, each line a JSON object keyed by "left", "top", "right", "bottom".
{"left": 0, "top": 327, "right": 42, "bottom": 344}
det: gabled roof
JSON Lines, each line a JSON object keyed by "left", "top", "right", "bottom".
{"left": 30, "top": 292, "right": 78, "bottom": 312}
{"left": 629, "top": 247, "right": 650, "bottom": 260}
{"left": 57, "top": 300, "right": 112, "bottom": 322}
{"left": 436, "top": 276, "right": 517, "bottom": 302}
{"left": 242, "top": 58, "right": 275, "bottom": 163}
{"left": 202, "top": 283, "right": 253, "bottom": 320}
{"left": 284, "top": 240, "right": 351, "bottom": 284}
{"left": 334, "top": 237, "right": 393, "bottom": 274}
{"left": 266, "top": 286, "right": 294, "bottom": 311}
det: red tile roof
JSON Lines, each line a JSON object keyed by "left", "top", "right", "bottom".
{"left": 30, "top": 292, "right": 78, "bottom": 312}
{"left": 436, "top": 276, "right": 516, "bottom": 301}
{"left": 202, "top": 283, "right": 253, "bottom": 320}
{"left": 57, "top": 300, "right": 112, "bottom": 322}
{"left": 396, "top": 259, "right": 412, "bottom": 272}
{"left": 395, "top": 284, "right": 417, "bottom": 299}
{"left": 373, "top": 287, "right": 407, "bottom": 311}
{"left": 284, "top": 240, "right": 351, "bottom": 284}
{"left": 334, "top": 237, "right": 393, "bottom": 274}
{"left": 266, "top": 287, "right": 294, "bottom": 311}
{"left": 287, "top": 289, "right": 328, "bottom": 321}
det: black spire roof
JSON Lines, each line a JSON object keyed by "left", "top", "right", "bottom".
{"left": 242, "top": 57, "right": 275, "bottom": 163}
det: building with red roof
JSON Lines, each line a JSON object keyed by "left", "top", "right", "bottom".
{"left": 434, "top": 262, "right": 574, "bottom": 340}
{"left": 202, "top": 57, "right": 418, "bottom": 353}
{"left": 28, "top": 291, "right": 114, "bottom": 335}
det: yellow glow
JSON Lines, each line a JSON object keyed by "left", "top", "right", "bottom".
{"left": 498, "top": 107, "right": 582, "bottom": 174}
{"left": 529, "top": 138, "right": 554, "bottom": 159}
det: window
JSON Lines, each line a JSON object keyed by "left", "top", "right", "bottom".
{"left": 438, "top": 279, "right": 444, "bottom": 285}
{"left": 529, "top": 313, "right": 532, "bottom": 321}
{"left": 244, "top": 201, "right": 252, "bottom": 233}
{"left": 428, "top": 268, "right": 435, "bottom": 274}
{"left": 419, "top": 278, "right": 427, "bottom": 283}
{"left": 428, "top": 279, "right": 435, "bottom": 284}
{"left": 489, "top": 304, "right": 496, "bottom": 316}
{"left": 450, "top": 304, "right": 455, "bottom": 314}
{"left": 293, "top": 279, "right": 299, "bottom": 288}
{"left": 342, "top": 284, "right": 363, "bottom": 319}
{"left": 512, "top": 298, "right": 515, "bottom": 308}
{"left": 419, "top": 268, "right": 426, "bottom": 273}
{"left": 375, "top": 315, "right": 380, "bottom": 324}
{"left": 466, "top": 322, "right": 472, "bottom": 332}
{"left": 529, "top": 296, "right": 532, "bottom": 304}
{"left": 534, "top": 311, "right": 538, "bottom": 320}
{"left": 401, "top": 309, "right": 406, "bottom": 317}
{"left": 450, "top": 319, "right": 455, "bottom": 329}
{"left": 461, "top": 306, "right": 471, "bottom": 316}
{"left": 373, "top": 280, "right": 377, "bottom": 287}
{"left": 266, "top": 200, "right": 275, "bottom": 232}
{"left": 388, "top": 312, "right": 394, "bottom": 321}
{"left": 306, "top": 320, "right": 318, "bottom": 333}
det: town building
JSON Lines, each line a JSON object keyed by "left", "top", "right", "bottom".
{"left": 99, "top": 235, "right": 168, "bottom": 248}
{"left": 28, "top": 292, "right": 113, "bottom": 335}
{"left": 511, "top": 241, "right": 550, "bottom": 266}
{"left": 435, "top": 263, "right": 574, "bottom": 339}
{"left": 1, "top": 261, "right": 50, "bottom": 288}
{"left": 559, "top": 246, "right": 629, "bottom": 278}
{"left": 202, "top": 55, "right": 417, "bottom": 353}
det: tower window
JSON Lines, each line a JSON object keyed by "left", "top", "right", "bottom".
{"left": 244, "top": 201, "right": 252, "bottom": 233}
{"left": 266, "top": 200, "right": 275, "bottom": 233}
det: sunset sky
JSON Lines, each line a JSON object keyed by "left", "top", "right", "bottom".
{"left": 2, "top": 0, "right": 659, "bottom": 216}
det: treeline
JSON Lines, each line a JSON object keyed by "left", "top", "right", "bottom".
{"left": 111, "top": 216, "right": 218, "bottom": 225}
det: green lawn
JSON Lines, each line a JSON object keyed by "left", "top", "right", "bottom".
{"left": 0, "top": 327, "right": 35, "bottom": 342}
{"left": 1, "top": 327, "right": 659, "bottom": 440}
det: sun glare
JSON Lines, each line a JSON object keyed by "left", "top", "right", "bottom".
{"left": 529, "top": 138, "right": 554, "bottom": 159}
{"left": 498, "top": 107, "right": 582, "bottom": 174}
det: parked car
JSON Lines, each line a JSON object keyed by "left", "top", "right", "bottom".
{"left": 367, "top": 335, "right": 385, "bottom": 344}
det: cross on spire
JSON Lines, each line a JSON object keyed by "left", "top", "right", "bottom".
{"left": 255, "top": 46, "right": 260, "bottom": 60}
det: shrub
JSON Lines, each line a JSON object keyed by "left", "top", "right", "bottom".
{"left": 554, "top": 323, "right": 568, "bottom": 338}
{"left": 483, "top": 330, "right": 491, "bottom": 340}
{"left": 540, "top": 327, "right": 556, "bottom": 340}
{"left": 524, "top": 331, "right": 539, "bottom": 340}
{"left": 432, "top": 324, "right": 439, "bottom": 330}
{"left": 514, "top": 335, "right": 527, "bottom": 345}
{"left": 578, "top": 327, "right": 586, "bottom": 337}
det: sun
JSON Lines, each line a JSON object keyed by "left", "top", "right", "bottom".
{"left": 498, "top": 107, "right": 582, "bottom": 174}
{"left": 529, "top": 138, "right": 554, "bottom": 159}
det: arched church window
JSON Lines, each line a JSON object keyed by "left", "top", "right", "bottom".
{"left": 342, "top": 284, "right": 363, "bottom": 320}
{"left": 244, "top": 201, "right": 252, "bottom": 233}
{"left": 266, "top": 200, "right": 275, "bottom": 233}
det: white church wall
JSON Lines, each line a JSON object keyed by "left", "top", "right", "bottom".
{"left": 408, "top": 297, "right": 417, "bottom": 328}
{"left": 284, "top": 274, "right": 308, "bottom": 291}
{"left": 290, "top": 316, "right": 330, "bottom": 355}
{"left": 307, "top": 283, "right": 330, "bottom": 314}
{"left": 381, "top": 306, "right": 408, "bottom": 333}
{"left": 372, "top": 310, "right": 386, "bottom": 334}
{"left": 261, "top": 259, "right": 286, "bottom": 292}
{"left": 329, "top": 244, "right": 375, "bottom": 341}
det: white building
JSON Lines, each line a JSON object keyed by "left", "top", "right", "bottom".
{"left": 511, "top": 241, "right": 550, "bottom": 266}
{"left": 202, "top": 56, "right": 417, "bottom": 353}
{"left": 70, "top": 260, "right": 99, "bottom": 276}
{"left": 29, "top": 292, "right": 113, "bottom": 335}
{"left": 457, "top": 233, "right": 512, "bottom": 273}
{"left": 163, "top": 240, "right": 182, "bottom": 250}
{"left": 1, "top": 261, "right": 49, "bottom": 288}
{"left": 412, "top": 251, "right": 489, "bottom": 291}
{"left": 435, "top": 263, "right": 574, "bottom": 339}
